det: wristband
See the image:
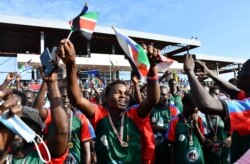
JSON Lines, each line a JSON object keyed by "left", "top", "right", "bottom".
{"left": 147, "top": 74, "right": 158, "bottom": 81}
{"left": 147, "top": 75, "right": 158, "bottom": 83}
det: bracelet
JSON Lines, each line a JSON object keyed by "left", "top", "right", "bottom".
{"left": 147, "top": 75, "right": 158, "bottom": 83}
{"left": 147, "top": 74, "right": 158, "bottom": 81}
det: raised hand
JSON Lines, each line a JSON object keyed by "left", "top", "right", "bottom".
{"left": 141, "top": 44, "right": 161, "bottom": 66}
{"left": 6, "top": 73, "right": 16, "bottom": 82}
{"left": 195, "top": 60, "right": 212, "bottom": 76}
{"left": 56, "top": 39, "right": 76, "bottom": 65}
{"left": 184, "top": 54, "right": 195, "bottom": 73}
{"left": 0, "top": 89, "right": 22, "bottom": 116}
{"left": 38, "top": 61, "right": 59, "bottom": 84}
{"left": 131, "top": 75, "right": 139, "bottom": 85}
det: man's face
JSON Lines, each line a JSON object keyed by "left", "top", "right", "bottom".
{"left": 60, "top": 88, "right": 70, "bottom": 109}
{"left": 107, "top": 84, "right": 130, "bottom": 111}
{"left": 169, "top": 80, "right": 178, "bottom": 93}
{"left": 25, "top": 92, "right": 34, "bottom": 107}
{"left": 82, "top": 91, "right": 90, "bottom": 100}
{"left": 159, "top": 87, "right": 170, "bottom": 105}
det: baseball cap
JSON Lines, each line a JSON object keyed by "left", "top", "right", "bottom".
{"left": 21, "top": 106, "right": 46, "bottom": 130}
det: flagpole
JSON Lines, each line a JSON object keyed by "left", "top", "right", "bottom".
{"left": 65, "top": 30, "right": 73, "bottom": 44}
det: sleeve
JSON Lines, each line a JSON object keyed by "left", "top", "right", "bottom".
{"left": 43, "top": 108, "right": 51, "bottom": 126}
{"left": 89, "top": 104, "right": 108, "bottom": 130}
{"left": 43, "top": 109, "right": 51, "bottom": 135}
{"left": 126, "top": 105, "right": 155, "bottom": 163}
{"left": 77, "top": 114, "right": 96, "bottom": 142}
{"left": 166, "top": 116, "right": 178, "bottom": 142}
{"left": 223, "top": 98, "right": 250, "bottom": 135}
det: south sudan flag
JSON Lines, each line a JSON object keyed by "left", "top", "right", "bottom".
{"left": 69, "top": 4, "right": 99, "bottom": 40}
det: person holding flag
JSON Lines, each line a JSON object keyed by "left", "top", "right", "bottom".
{"left": 57, "top": 38, "right": 160, "bottom": 163}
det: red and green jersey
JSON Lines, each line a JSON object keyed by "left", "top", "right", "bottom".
{"left": 44, "top": 108, "right": 95, "bottom": 163}
{"left": 167, "top": 114, "right": 205, "bottom": 164}
{"left": 90, "top": 104, "right": 155, "bottom": 164}
{"left": 11, "top": 142, "right": 68, "bottom": 164}
{"left": 150, "top": 103, "right": 178, "bottom": 148}
{"left": 68, "top": 108, "right": 95, "bottom": 163}
{"left": 169, "top": 94, "right": 183, "bottom": 113}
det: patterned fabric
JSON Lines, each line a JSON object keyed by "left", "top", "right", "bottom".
{"left": 90, "top": 104, "right": 155, "bottom": 164}
{"left": 167, "top": 114, "right": 205, "bottom": 164}
{"left": 224, "top": 98, "right": 250, "bottom": 135}
{"left": 11, "top": 143, "right": 68, "bottom": 164}
{"left": 44, "top": 108, "right": 95, "bottom": 163}
{"left": 150, "top": 104, "right": 178, "bottom": 147}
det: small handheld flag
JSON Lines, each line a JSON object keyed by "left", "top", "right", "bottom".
{"left": 112, "top": 26, "right": 150, "bottom": 79}
{"left": 18, "top": 59, "right": 33, "bottom": 76}
{"left": 68, "top": 3, "right": 99, "bottom": 41}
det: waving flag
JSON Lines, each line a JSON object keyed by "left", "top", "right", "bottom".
{"left": 113, "top": 26, "right": 150, "bottom": 79}
{"left": 82, "top": 70, "right": 100, "bottom": 77}
{"left": 81, "top": 70, "right": 105, "bottom": 88}
{"left": 69, "top": 4, "right": 99, "bottom": 40}
{"left": 18, "top": 59, "right": 33, "bottom": 76}
{"left": 157, "top": 55, "right": 177, "bottom": 72}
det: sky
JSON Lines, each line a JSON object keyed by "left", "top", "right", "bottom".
{"left": 1, "top": 0, "right": 250, "bottom": 58}
{"left": 0, "top": 0, "right": 250, "bottom": 81}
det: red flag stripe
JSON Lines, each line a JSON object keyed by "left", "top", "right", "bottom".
{"left": 79, "top": 18, "right": 96, "bottom": 31}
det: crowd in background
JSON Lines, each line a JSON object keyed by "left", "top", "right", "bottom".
{"left": 0, "top": 39, "right": 249, "bottom": 164}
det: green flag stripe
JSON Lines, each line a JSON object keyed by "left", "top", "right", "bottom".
{"left": 136, "top": 45, "right": 150, "bottom": 66}
{"left": 80, "top": 12, "right": 99, "bottom": 20}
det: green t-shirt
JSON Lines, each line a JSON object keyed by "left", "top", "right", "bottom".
{"left": 169, "top": 94, "right": 183, "bottom": 113}
{"left": 90, "top": 105, "right": 154, "bottom": 164}
{"left": 11, "top": 151, "right": 44, "bottom": 164}
{"left": 47, "top": 108, "right": 95, "bottom": 163}
{"left": 167, "top": 115, "right": 205, "bottom": 164}
{"left": 9, "top": 142, "right": 67, "bottom": 164}
{"left": 203, "top": 116, "right": 230, "bottom": 164}
{"left": 68, "top": 109, "right": 95, "bottom": 163}
{"left": 150, "top": 104, "right": 178, "bottom": 150}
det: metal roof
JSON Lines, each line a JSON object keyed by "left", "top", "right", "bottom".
{"left": 0, "top": 14, "right": 201, "bottom": 57}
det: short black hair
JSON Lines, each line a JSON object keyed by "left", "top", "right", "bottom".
{"left": 104, "top": 80, "right": 127, "bottom": 97}
{"left": 182, "top": 93, "right": 197, "bottom": 108}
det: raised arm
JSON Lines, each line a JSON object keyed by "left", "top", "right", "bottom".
{"left": 137, "top": 45, "right": 160, "bottom": 118}
{"left": 131, "top": 75, "right": 143, "bottom": 103}
{"left": 196, "top": 60, "right": 240, "bottom": 98}
{"left": 32, "top": 78, "right": 48, "bottom": 120}
{"left": 41, "top": 61, "right": 69, "bottom": 157}
{"left": 57, "top": 39, "right": 95, "bottom": 117}
{"left": 0, "top": 73, "right": 15, "bottom": 90}
{"left": 15, "top": 75, "right": 23, "bottom": 91}
{"left": 184, "top": 54, "right": 225, "bottom": 116}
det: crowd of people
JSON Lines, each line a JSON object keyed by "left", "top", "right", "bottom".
{"left": 0, "top": 38, "right": 249, "bottom": 164}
